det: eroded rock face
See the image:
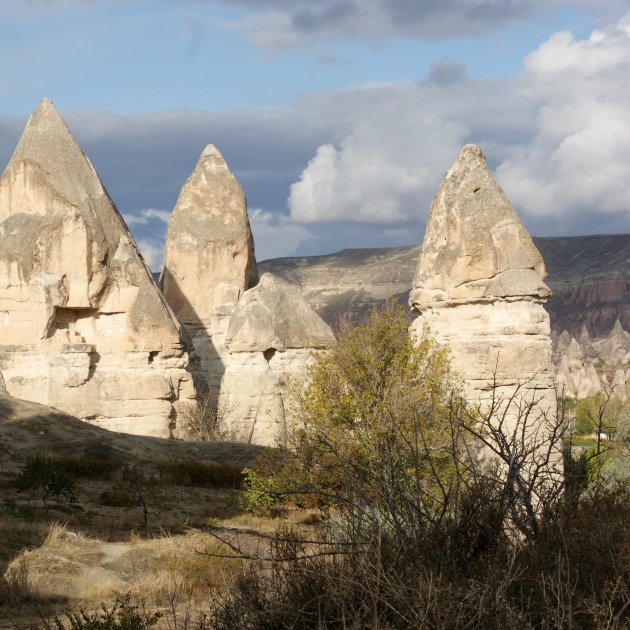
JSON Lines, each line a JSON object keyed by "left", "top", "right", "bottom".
{"left": 221, "top": 274, "right": 336, "bottom": 444}
{"left": 162, "top": 148, "right": 334, "bottom": 445}
{"left": 409, "top": 145, "right": 556, "bottom": 424}
{"left": 161, "top": 145, "right": 258, "bottom": 395}
{"left": 0, "top": 99, "right": 195, "bottom": 437}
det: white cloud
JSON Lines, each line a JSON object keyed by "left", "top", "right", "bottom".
{"left": 288, "top": 12, "right": 630, "bottom": 236}
{"left": 496, "top": 11, "right": 630, "bottom": 229}
{"left": 136, "top": 237, "right": 164, "bottom": 271}
{"left": 249, "top": 208, "right": 312, "bottom": 259}
{"left": 122, "top": 208, "right": 171, "bottom": 226}
{"left": 524, "top": 12, "right": 630, "bottom": 75}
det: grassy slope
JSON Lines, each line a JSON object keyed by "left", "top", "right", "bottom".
{"left": 0, "top": 392, "right": 301, "bottom": 627}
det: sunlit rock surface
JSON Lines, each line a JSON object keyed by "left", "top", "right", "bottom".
{"left": 161, "top": 144, "right": 258, "bottom": 398}
{"left": 0, "top": 99, "right": 194, "bottom": 437}
{"left": 409, "top": 144, "right": 557, "bottom": 423}
{"left": 162, "top": 147, "right": 333, "bottom": 444}
{"left": 222, "top": 273, "right": 335, "bottom": 444}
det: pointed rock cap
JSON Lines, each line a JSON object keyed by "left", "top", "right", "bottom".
{"left": 579, "top": 324, "right": 591, "bottom": 341}
{"left": 410, "top": 145, "right": 550, "bottom": 308}
{"left": 3, "top": 99, "right": 104, "bottom": 208}
{"left": 224, "top": 274, "right": 335, "bottom": 353}
{"left": 609, "top": 319, "right": 627, "bottom": 338}
{"left": 0, "top": 98, "right": 181, "bottom": 341}
{"left": 161, "top": 144, "right": 258, "bottom": 324}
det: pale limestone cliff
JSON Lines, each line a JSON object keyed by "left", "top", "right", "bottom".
{"left": 0, "top": 99, "right": 194, "bottom": 437}
{"left": 161, "top": 147, "right": 334, "bottom": 444}
{"left": 409, "top": 144, "right": 557, "bottom": 425}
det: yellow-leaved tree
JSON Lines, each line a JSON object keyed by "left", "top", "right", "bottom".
{"left": 243, "top": 302, "right": 468, "bottom": 535}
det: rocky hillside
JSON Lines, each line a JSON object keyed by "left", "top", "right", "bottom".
{"left": 260, "top": 234, "right": 630, "bottom": 338}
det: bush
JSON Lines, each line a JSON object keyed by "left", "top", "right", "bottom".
{"left": 53, "top": 455, "right": 121, "bottom": 480}
{"left": 210, "top": 483, "right": 630, "bottom": 629}
{"left": 14, "top": 455, "right": 77, "bottom": 512}
{"left": 99, "top": 465, "right": 158, "bottom": 528}
{"left": 54, "top": 593, "right": 161, "bottom": 629}
{"left": 177, "top": 388, "right": 236, "bottom": 442}
{"left": 241, "top": 302, "right": 465, "bottom": 530}
{"left": 208, "top": 304, "right": 630, "bottom": 628}
{"left": 156, "top": 459, "right": 244, "bottom": 488}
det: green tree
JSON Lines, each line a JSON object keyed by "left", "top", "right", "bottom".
{"left": 243, "top": 303, "right": 467, "bottom": 532}
{"left": 14, "top": 455, "right": 77, "bottom": 512}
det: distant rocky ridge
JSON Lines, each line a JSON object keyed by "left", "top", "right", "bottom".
{"left": 259, "top": 235, "right": 630, "bottom": 339}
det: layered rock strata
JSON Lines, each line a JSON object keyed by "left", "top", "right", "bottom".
{"left": 162, "top": 147, "right": 334, "bottom": 444}
{"left": 0, "top": 100, "right": 194, "bottom": 437}
{"left": 409, "top": 144, "right": 557, "bottom": 424}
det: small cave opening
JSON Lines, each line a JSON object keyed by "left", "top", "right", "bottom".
{"left": 148, "top": 350, "right": 159, "bottom": 365}
{"left": 46, "top": 306, "right": 98, "bottom": 342}
{"left": 473, "top": 187, "right": 481, "bottom": 193}
{"left": 263, "top": 348, "right": 277, "bottom": 363}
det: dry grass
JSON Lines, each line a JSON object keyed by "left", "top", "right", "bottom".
{"left": 0, "top": 390, "right": 294, "bottom": 625}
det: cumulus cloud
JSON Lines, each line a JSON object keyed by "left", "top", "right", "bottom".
{"left": 249, "top": 208, "right": 313, "bottom": 260}
{"left": 288, "top": 11, "right": 630, "bottom": 236}
{"left": 496, "top": 11, "right": 630, "bottom": 231}
{"left": 289, "top": 88, "right": 471, "bottom": 224}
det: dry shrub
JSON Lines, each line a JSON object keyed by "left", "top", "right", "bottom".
{"left": 209, "top": 307, "right": 630, "bottom": 628}
{"left": 177, "top": 389, "right": 237, "bottom": 442}
{"left": 51, "top": 455, "right": 121, "bottom": 480}
{"left": 209, "top": 483, "right": 630, "bottom": 629}
{"left": 0, "top": 556, "right": 33, "bottom": 608}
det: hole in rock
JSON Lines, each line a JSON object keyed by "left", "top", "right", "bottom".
{"left": 473, "top": 187, "right": 481, "bottom": 193}
{"left": 47, "top": 307, "right": 98, "bottom": 342}
{"left": 263, "top": 348, "right": 277, "bottom": 363}
{"left": 148, "top": 350, "right": 159, "bottom": 364}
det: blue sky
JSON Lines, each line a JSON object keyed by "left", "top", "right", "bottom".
{"left": 1, "top": 0, "right": 629, "bottom": 267}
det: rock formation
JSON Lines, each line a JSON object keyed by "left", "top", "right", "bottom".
{"left": 555, "top": 321, "right": 630, "bottom": 401}
{"left": 222, "top": 273, "right": 336, "bottom": 444}
{"left": 408, "top": 144, "right": 557, "bottom": 422}
{"left": 162, "top": 146, "right": 334, "bottom": 444}
{"left": 0, "top": 99, "right": 194, "bottom": 436}
{"left": 161, "top": 144, "right": 258, "bottom": 395}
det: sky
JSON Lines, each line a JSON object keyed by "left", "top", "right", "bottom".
{"left": 0, "top": 0, "right": 629, "bottom": 269}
